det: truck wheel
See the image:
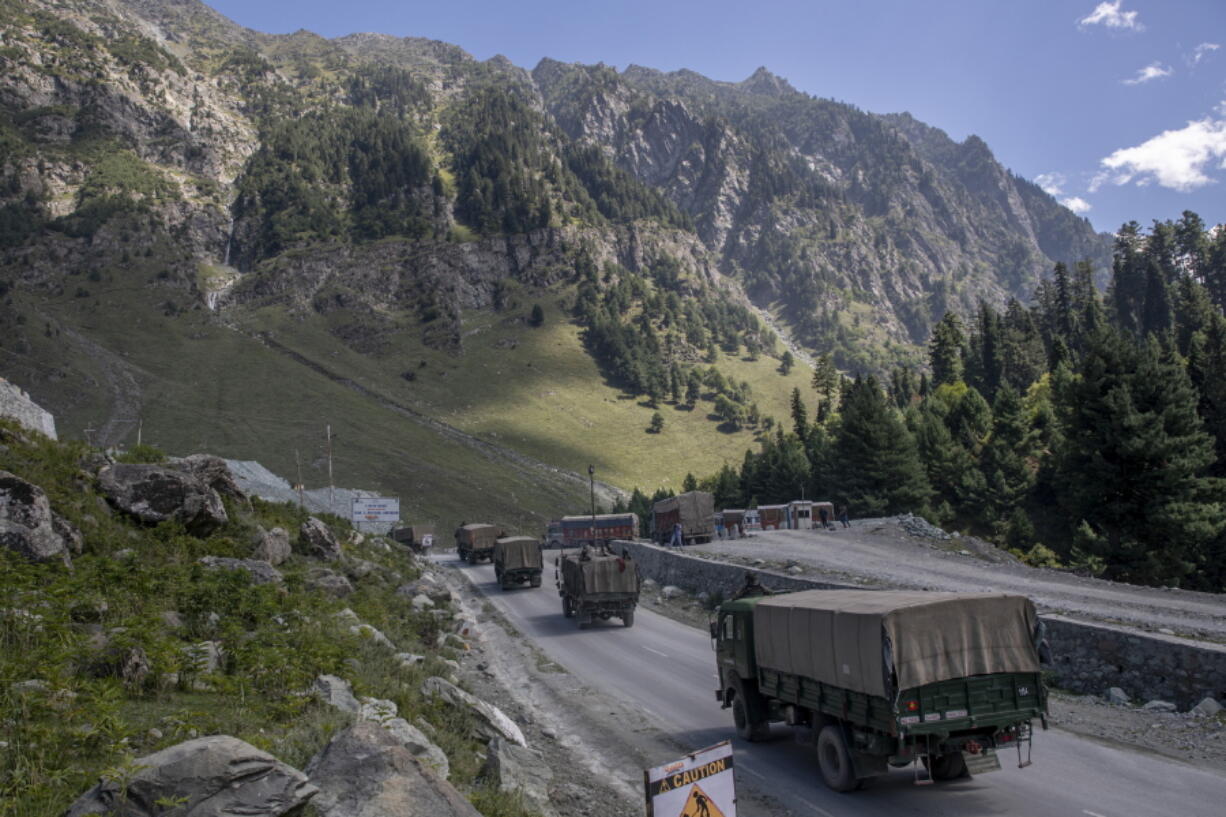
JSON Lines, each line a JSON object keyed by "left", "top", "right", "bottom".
{"left": 562, "top": 598, "right": 574, "bottom": 618}
{"left": 927, "top": 752, "right": 968, "bottom": 780}
{"left": 731, "top": 683, "right": 770, "bottom": 742}
{"left": 816, "top": 725, "right": 857, "bottom": 792}
{"left": 530, "top": 575, "right": 541, "bottom": 588}
{"left": 466, "top": 550, "right": 477, "bottom": 565}
{"left": 622, "top": 610, "right": 634, "bottom": 627}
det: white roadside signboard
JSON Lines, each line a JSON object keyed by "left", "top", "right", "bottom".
{"left": 645, "top": 741, "right": 736, "bottom": 817}
{"left": 351, "top": 496, "right": 400, "bottom": 525}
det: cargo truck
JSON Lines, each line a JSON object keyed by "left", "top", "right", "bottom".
{"left": 494, "top": 536, "right": 543, "bottom": 590}
{"left": 455, "top": 523, "right": 500, "bottom": 564}
{"left": 558, "top": 513, "right": 639, "bottom": 547}
{"left": 390, "top": 524, "right": 435, "bottom": 553}
{"left": 652, "top": 491, "right": 714, "bottom": 545}
{"left": 713, "top": 587, "right": 1048, "bottom": 792}
{"left": 557, "top": 545, "right": 641, "bottom": 628}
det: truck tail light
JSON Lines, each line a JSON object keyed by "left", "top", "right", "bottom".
{"left": 905, "top": 700, "right": 919, "bottom": 712}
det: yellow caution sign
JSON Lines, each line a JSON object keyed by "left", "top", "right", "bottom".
{"left": 679, "top": 783, "right": 726, "bottom": 817}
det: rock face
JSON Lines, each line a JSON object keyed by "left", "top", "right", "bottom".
{"left": 299, "top": 517, "right": 341, "bottom": 561}
{"left": 307, "top": 567, "right": 354, "bottom": 597}
{"left": 305, "top": 723, "right": 481, "bottom": 817}
{"left": 421, "top": 676, "right": 526, "bottom": 746}
{"left": 253, "top": 526, "right": 292, "bottom": 565}
{"left": 199, "top": 556, "right": 283, "bottom": 585}
{"left": 98, "top": 464, "right": 228, "bottom": 536}
{"left": 314, "top": 674, "right": 360, "bottom": 714}
{"left": 169, "top": 455, "right": 246, "bottom": 501}
{"left": 0, "top": 470, "right": 80, "bottom": 566}
{"left": 358, "top": 696, "right": 451, "bottom": 780}
{"left": 63, "top": 735, "right": 317, "bottom": 817}
{"left": 482, "top": 737, "right": 554, "bottom": 816}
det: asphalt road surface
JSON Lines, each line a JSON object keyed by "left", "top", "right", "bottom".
{"left": 452, "top": 556, "right": 1226, "bottom": 817}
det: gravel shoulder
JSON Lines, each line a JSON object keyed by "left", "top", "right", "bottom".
{"left": 692, "top": 519, "right": 1226, "bottom": 643}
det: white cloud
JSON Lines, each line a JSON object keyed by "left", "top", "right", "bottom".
{"left": 1190, "top": 43, "right": 1220, "bottom": 65}
{"left": 1096, "top": 117, "right": 1226, "bottom": 192}
{"left": 1079, "top": 1, "right": 1143, "bottom": 31}
{"left": 1035, "top": 172, "right": 1066, "bottom": 196}
{"left": 1061, "top": 196, "right": 1092, "bottom": 214}
{"left": 1122, "top": 62, "right": 1173, "bottom": 85}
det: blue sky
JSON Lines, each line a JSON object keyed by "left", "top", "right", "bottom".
{"left": 205, "top": 0, "right": 1225, "bottom": 235}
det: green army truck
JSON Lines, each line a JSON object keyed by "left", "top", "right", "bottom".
{"left": 557, "top": 545, "right": 640, "bottom": 628}
{"left": 456, "top": 523, "right": 500, "bottom": 565}
{"left": 494, "top": 536, "right": 543, "bottom": 590}
{"left": 713, "top": 588, "right": 1048, "bottom": 792}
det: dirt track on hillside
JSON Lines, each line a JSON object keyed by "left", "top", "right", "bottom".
{"left": 693, "top": 519, "right": 1226, "bottom": 643}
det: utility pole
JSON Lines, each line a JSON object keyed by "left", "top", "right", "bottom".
{"left": 295, "top": 448, "right": 305, "bottom": 509}
{"left": 325, "top": 424, "right": 334, "bottom": 510}
{"left": 588, "top": 464, "right": 596, "bottom": 548}
{"left": 136, "top": 418, "right": 143, "bottom": 448}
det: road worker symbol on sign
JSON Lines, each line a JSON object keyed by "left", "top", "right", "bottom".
{"left": 644, "top": 741, "right": 735, "bottom": 817}
{"left": 680, "top": 783, "right": 725, "bottom": 817}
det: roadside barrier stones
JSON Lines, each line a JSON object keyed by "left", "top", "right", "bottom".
{"left": 1192, "top": 697, "right": 1223, "bottom": 717}
{"left": 63, "top": 735, "right": 316, "bottom": 817}
{"left": 1105, "top": 687, "right": 1131, "bottom": 705}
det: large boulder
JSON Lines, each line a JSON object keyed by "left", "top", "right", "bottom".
{"left": 307, "top": 568, "right": 354, "bottom": 597}
{"left": 63, "top": 735, "right": 316, "bottom": 817}
{"left": 305, "top": 723, "right": 480, "bottom": 817}
{"left": 299, "top": 517, "right": 341, "bottom": 561}
{"left": 98, "top": 464, "right": 227, "bottom": 536}
{"left": 168, "top": 455, "right": 246, "bottom": 501}
{"left": 252, "top": 527, "right": 292, "bottom": 565}
{"left": 0, "top": 470, "right": 80, "bottom": 566}
{"left": 482, "top": 737, "right": 554, "bottom": 816}
{"left": 357, "top": 696, "right": 451, "bottom": 780}
{"left": 421, "top": 677, "right": 525, "bottom": 746}
{"left": 198, "top": 557, "right": 283, "bottom": 585}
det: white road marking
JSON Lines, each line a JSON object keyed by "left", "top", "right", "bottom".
{"left": 643, "top": 646, "right": 670, "bottom": 658}
{"left": 1083, "top": 812, "right": 1109, "bottom": 817}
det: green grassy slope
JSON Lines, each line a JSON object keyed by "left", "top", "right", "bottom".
{"left": 4, "top": 280, "right": 815, "bottom": 530}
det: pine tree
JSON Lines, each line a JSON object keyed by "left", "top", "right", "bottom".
{"left": 790, "top": 387, "right": 808, "bottom": 440}
{"left": 831, "top": 377, "right": 931, "bottom": 516}
{"left": 779, "top": 350, "right": 794, "bottom": 375}
{"left": 978, "top": 384, "right": 1036, "bottom": 530}
{"left": 811, "top": 353, "right": 839, "bottom": 421}
{"left": 1054, "top": 328, "right": 1224, "bottom": 587}
{"left": 929, "top": 312, "right": 965, "bottom": 386}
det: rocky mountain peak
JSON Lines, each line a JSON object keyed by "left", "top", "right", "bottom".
{"left": 738, "top": 66, "right": 797, "bottom": 97}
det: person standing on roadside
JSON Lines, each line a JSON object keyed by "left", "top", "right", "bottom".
{"left": 838, "top": 505, "right": 850, "bottom": 528}
{"left": 670, "top": 521, "right": 684, "bottom": 548}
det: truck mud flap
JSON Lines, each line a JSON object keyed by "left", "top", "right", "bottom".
{"left": 963, "top": 748, "right": 1001, "bottom": 776}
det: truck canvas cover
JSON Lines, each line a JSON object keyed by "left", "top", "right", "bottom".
{"left": 459, "top": 524, "right": 499, "bottom": 548}
{"left": 561, "top": 551, "right": 639, "bottom": 595}
{"left": 495, "top": 536, "right": 542, "bottom": 570}
{"left": 653, "top": 492, "right": 715, "bottom": 533}
{"left": 752, "top": 590, "right": 1040, "bottom": 697}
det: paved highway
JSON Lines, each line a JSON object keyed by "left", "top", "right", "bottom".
{"left": 453, "top": 556, "right": 1226, "bottom": 817}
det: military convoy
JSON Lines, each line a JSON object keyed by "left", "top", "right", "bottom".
{"left": 712, "top": 586, "right": 1048, "bottom": 791}
{"left": 557, "top": 545, "right": 641, "bottom": 628}
{"left": 494, "top": 535, "right": 543, "bottom": 590}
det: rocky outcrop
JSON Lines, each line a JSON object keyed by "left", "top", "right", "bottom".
{"left": 169, "top": 454, "right": 247, "bottom": 501}
{"left": 305, "top": 723, "right": 481, "bottom": 817}
{"left": 299, "top": 517, "right": 341, "bottom": 561}
{"left": 253, "top": 526, "right": 291, "bottom": 565}
{"left": 0, "top": 378, "right": 57, "bottom": 439}
{"left": 482, "top": 736, "right": 554, "bottom": 816}
{"left": 358, "top": 696, "right": 450, "bottom": 780}
{"left": 314, "top": 674, "right": 360, "bottom": 715}
{"left": 198, "top": 556, "right": 283, "bottom": 585}
{"left": 0, "top": 470, "right": 81, "bottom": 566}
{"left": 98, "top": 464, "right": 228, "bottom": 536}
{"left": 421, "top": 676, "right": 526, "bottom": 746}
{"left": 63, "top": 736, "right": 316, "bottom": 817}
{"left": 306, "top": 567, "right": 354, "bottom": 597}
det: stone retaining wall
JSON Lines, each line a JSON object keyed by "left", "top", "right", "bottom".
{"left": 0, "top": 378, "right": 56, "bottom": 440}
{"left": 618, "top": 540, "right": 1226, "bottom": 709}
